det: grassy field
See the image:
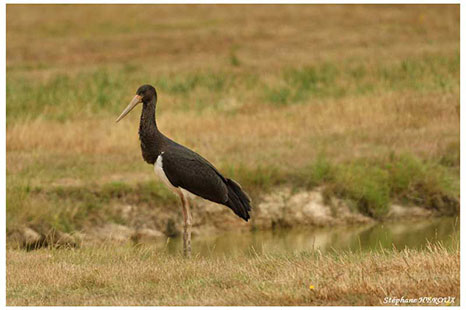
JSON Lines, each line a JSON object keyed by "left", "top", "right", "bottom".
{"left": 6, "top": 4, "right": 460, "bottom": 306}
{"left": 6, "top": 243, "right": 459, "bottom": 306}
{"left": 6, "top": 4, "right": 460, "bottom": 236}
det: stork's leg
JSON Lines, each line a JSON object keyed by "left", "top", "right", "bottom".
{"left": 179, "top": 191, "right": 192, "bottom": 258}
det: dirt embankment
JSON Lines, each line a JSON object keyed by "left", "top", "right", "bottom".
{"left": 9, "top": 186, "right": 442, "bottom": 250}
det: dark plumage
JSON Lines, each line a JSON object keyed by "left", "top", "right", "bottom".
{"left": 136, "top": 85, "right": 251, "bottom": 221}
{"left": 116, "top": 84, "right": 251, "bottom": 256}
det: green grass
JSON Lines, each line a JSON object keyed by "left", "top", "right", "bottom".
{"left": 6, "top": 68, "right": 243, "bottom": 122}
{"left": 264, "top": 53, "right": 459, "bottom": 106}
{"left": 6, "top": 53, "right": 459, "bottom": 120}
{"left": 309, "top": 154, "right": 458, "bottom": 218}
{"left": 6, "top": 151, "right": 459, "bottom": 235}
{"left": 7, "top": 178, "right": 179, "bottom": 233}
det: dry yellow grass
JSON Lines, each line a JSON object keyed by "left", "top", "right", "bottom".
{"left": 6, "top": 90, "right": 459, "bottom": 185}
{"left": 7, "top": 5, "right": 459, "bottom": 170}
{"left": 6, "top": 5, "right": 460, "bottom": 306}
{"left": 6, "top": 243, "right": 459, "bottom": 306}
{"left": 6, "top": 5, "right": 459, "bottom": 70}
{"left": 7, "top": 5, "right": 459, "bottom": 169}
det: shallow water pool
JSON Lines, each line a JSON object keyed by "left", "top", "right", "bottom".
{"left": 157, "top": 216, "right": 459, "bottom": 257}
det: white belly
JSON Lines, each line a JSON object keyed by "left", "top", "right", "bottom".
{"left": 154, "top": 154, "right": 194, "bottom": 199}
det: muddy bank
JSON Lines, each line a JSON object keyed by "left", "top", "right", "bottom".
{"left": 8, "top": 186, "right": 450, "bottom": 249}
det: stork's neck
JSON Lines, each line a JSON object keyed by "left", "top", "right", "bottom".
{"left": 139, "top": 97, "right": 163, "bottom": 164}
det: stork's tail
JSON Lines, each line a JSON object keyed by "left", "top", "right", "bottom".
{"left": 225, "top": 178, "right": 252, "bottom": 221}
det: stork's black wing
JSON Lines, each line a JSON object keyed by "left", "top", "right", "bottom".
{"left": 162, "top": 144, "right": 251, "bottom": 221}
{"left": 162, "top": 145, "right": 229, "bottom": 204}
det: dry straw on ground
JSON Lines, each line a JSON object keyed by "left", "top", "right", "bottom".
{"left": 6, "top": 243, "right": 459, "bottom": 306}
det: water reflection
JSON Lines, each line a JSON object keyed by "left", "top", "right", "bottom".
{"left": 155, "top": 217, "right": 459, "bottom": 257}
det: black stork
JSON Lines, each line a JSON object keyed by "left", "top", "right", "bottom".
{"left": 116, "top": 85, "right": 252, "bottom": 257}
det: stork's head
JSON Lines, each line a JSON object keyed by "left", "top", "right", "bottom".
{"left": 116, "top": 84, "right": 157, "bottom": 122}
{"left": 137, "top": 84, "right": 157, "bottom": 103}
